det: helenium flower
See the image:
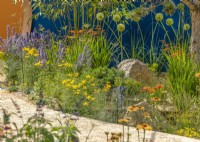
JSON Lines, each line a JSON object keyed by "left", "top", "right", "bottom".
{"left": 166, "top": 18, "right": 174, "bottom": 26}
{"left": 155, "top": 13, "right": 163, "bottom": 22}
{"left": 117, "top": 23, "right": 125, "bottom": 32}
{"left": 96, "top": 13, "right": 104, "bottom": 21}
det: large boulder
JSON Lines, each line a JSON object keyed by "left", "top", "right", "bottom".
{"left": 117, "top": 59, "right": 154, "bottom": 84}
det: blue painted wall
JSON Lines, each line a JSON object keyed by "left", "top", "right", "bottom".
{"left": 31, "top": 0, "right": 191, "bottom": 63}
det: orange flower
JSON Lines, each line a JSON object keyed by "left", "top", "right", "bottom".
{"left": 151, "top": 97, "right": 161, "bottom": 102}
{"left": 136, "top": 124, "right": 143, "bottom": 130}
{"left": 154, "top": 84, "right": 164, "bottom": 90}
{"left": 127, "top": 106, "right": 139, "bottom": 112}
{"left": 137, "top": 106, "right": 145, "bottom": 110}
{"left": 142, "top": 86, "right": 151, "bottom": 91}
{"left": 142, "top": 86, "right": 155, "bottom": 94}
{"left": 136, "top": 124, "right": 152, "bottom": 131}
{"left": 195, "top": 73, "right": 200, "bottom": 78}
{"left": 118, "top": 118, "right": 129, "bottom": 123}
{"left": 143, "top": 112, "right": 150, "bottom": 118}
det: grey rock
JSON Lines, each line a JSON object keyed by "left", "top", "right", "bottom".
{"left": 118, "top": 59, "right": 154, "bottom": 84}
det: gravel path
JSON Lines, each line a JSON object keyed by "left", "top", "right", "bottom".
{"left": 1, "top": 90, "right": 200, "bottom": 142}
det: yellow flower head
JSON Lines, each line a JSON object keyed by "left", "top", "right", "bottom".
{"left": 34, "top": 61, "right": 42, "bottom": 67}
{"left": 75, "top": 72, "right": 79, "bottom": 77}
{"left": 83, "top": 101, "right": 89, "bottom": 106}
{"left": 65, "top": 62, "right": 73, "bottom": 67}
{"left": 86, "top": 75, "right": 91, "bottom": 79}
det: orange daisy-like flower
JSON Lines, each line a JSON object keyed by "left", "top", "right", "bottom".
{"left": 195, "top": 73, "right": 200, "bottom": 78}
{"left": 136, "top": 124, "right": 143, "bottom": 130}
{"left": 148, "top": 88, "right": 155, "bottom": 94}
{"left": 142, "top": 86, "right": 155, "bottom": 94}
{"left": 127, "top": 105, "right": 139, "bottom": 112}
{"left": 142, "top": 86, "right": 151, "bottom": 92}
{"left": 143, "top": 112, "right": 150, "bottom": 118}
{"left": 151, "top": 97, "right": 161, "bottom": 102}
{"left": 136, "top": 124, "right": 152, "bottom": 131}
{"left": 118, "top": 118, "right": 129, "bottom": 123}
{"left": 142, "top": 124, "right": 153, "bottom": 131}
{"left": 154, "top": 84, "right": 164, "bottom": 90}
{"left": 137, "top": 106, "right": 145, "bottom": 110}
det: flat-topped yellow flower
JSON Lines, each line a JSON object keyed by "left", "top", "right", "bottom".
{"left": 83, "top": 101, "right": 88, "bottom": 106}
{"left": 34, "top": 61, "right": 42, "bottom": 67}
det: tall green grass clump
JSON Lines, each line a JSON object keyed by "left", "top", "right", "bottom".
{"left": 163, "top": 43, "right": 198, "bottom": 112}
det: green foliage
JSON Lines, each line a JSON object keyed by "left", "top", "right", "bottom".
{"left": 89, "top": 66, "right": 124, "bottom": 87}
{"left": 89, "top": 35, "right": 115, "bottom": 68}
{"left": 164, "top": 44, "right": 198, "bottom": 112}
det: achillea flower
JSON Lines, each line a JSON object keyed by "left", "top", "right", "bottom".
{"left": 34, "top": 61, "right": 42, "bottom": 67}
{"left": 64, "top": 62, "right": 73, "bottom": 67}
{"left": 86, "top": 75, "right": 91, "bottom": 79}
{"left": 67, "top": 74, "right": 73, "bottom": 77}
{"left": 86, "top": 95, "right": 92, "bottom": 100}
{"left": 28, "top": 48, "right": 38, "bottom": 57}
{"left": 75, "top": 72, "right": 79, "bottom": 77}
{"left": 62, "top": 80, "right": 67, "bottom": 85}
{"left": 81, "top": 80, "right": 86, "bottom": 85}
{"left": 104, "top": 83, "right": 111, "bottom": 91}
{"left": 91, "top": 97, "right": 95, "bottom": 101}
{"left": 83, "top": 101, "right": 88, "bottom": 106}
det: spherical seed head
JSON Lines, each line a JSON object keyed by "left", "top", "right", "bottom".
{"left": 183, "top": 24, "right": 190, "bottom": 31}
{"left": 155, "top": 13, "right": 163, "bottom": 22}
{"left": 117, "top": 23, "right": 125, "bottom": 32}
{"left": 96, "top": 13, "right": 104, "bottom": 21}
{"left": 166, "top": 18, "right": 174, "bottom": 26}
{"left": 177, "top": 3, "right": 184, "bottom": 12}
{"left": 113, "top": 14, "right": 121, "bottom": 22}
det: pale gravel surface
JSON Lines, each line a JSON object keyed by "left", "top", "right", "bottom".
{"left": 1, "top": 90, "right": 200, "bottom": 142}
